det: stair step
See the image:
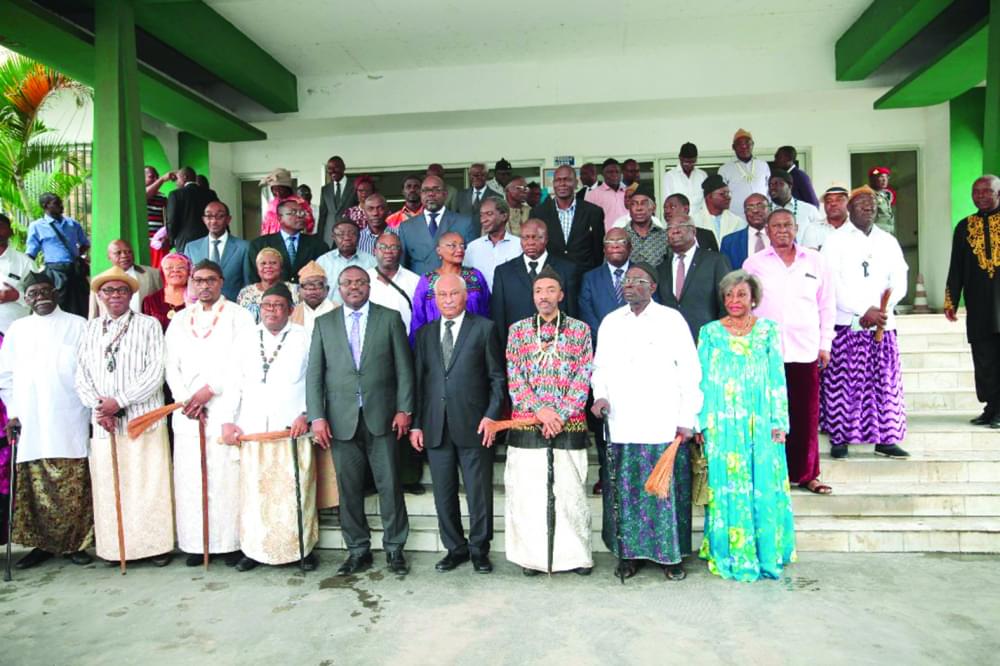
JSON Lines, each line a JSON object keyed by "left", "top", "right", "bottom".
{"left": 900, "top": 367, "right": 976, "bottom": 390}
{"left": 905, "top": 388, "right": 983, "bottom": 411}
{"left": 893, "top": 313, "right": 967, "bottom": 335}
{"left": 817, "top": 451, "right": 1000, "bottom": 483}
{"left": 898, "top": 349, "right": 974, "bottom": 369}
{"left": 897, "top": 333, "right": 969, "bottom": 352}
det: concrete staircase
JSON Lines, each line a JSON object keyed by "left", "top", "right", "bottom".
{"left": 319, "top": 313, "right": 1000, "bottom": 554}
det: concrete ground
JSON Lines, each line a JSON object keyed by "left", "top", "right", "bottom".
{"left": 1, "top": 548, "right": 997, "bottom": 666}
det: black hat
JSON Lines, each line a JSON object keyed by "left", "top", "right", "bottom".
{"left": 769, "top": 168, "right": 793, "bottom": 187}
{"left": 494, "top": 158, "right": 512, "bottom": 171}
{"left": 632, "top": 183, "right": 656, "bottom": 202}
{"left": 679, "top": 142, "right": 698, "bottom": 159}
{"left": 532, "top": 265, "right": 564, "bottom": 289}
{"left": 22, "top": 270, "right": 54, "bottom": 288}
{"left": 702, "top": 174, "right": 727, "bottom": 195}
{"left": 628, "top": 262, "right": 659, "bottom": 284}
{"left": 262, "top": 282, "right": 293, "bottom": 305}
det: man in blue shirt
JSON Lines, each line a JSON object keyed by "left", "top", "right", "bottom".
{"left": 25, "top": 193, "right": 90, "bottom": 316}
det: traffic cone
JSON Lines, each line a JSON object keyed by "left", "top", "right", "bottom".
{"left": 911, "top": 273, "right": 932, "bottom": 313}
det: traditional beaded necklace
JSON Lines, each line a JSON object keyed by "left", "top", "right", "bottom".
{"left": 734, "top": 158, "right": 757, "bottom": 183}
{"left": 259, "top": 328, "right": 290, "bottom": 383}
{"left": 189, "top": 301, "right": 224, "bottom": 339}
{"left": 102, "top": 311, "right": 134, "bottom": 372}
{"left": 533, "top": 311, "right": 564, "bottom": 363}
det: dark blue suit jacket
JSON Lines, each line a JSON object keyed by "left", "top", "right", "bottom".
{"left": 720, "top": 227, "right": 749, "bottom": 272}
{"left": 578, "top": 262, "right": 626, "bottom": 347}
{"left": 184, "top": 233, "right": 252, "bottom": 301}
{"left": 398, "top": 210, "right": 475, "bottom": 276}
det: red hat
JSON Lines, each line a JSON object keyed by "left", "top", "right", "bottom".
{"left": 868, "top": 166, "right": 891, "bottom": 177}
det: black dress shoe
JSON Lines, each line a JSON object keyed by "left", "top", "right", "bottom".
{"left": 522, "top": 567, "right": 541, "bottom": 576}
{"left": 15, "top": 548, "right": 53, "bottom": 569}
{"left": 990, "top": 415, "right": 1000, "bottom": 429}
{"left": 830, "top": 444, "right": 849, "bottom": 459}
{"left": 67, "top": 551, "right": 92, "bottom": 565}
{"left": 337, "top": 552, "right": 373, "bottom": 576}
{"left": 471, "top": 554, "right": 493, "bottom": 573}
{"left": 386, "top": 550, "right": 409, "bottom": 575}
{"left": 874, "top": 444, "right": 910, "bottom": 459}
{"left": 573, "top": 566, "right": 592, "bottom": 576}
{"left": 435, "top": 551, "right": 470, "bottom": 572}
{"left": 185, "top": 553, "right": 207, "bottom": 567}
{"left": 970, "top": 411, "right": 992, "bottom": 426}
{"left": 235, "top": 556, "right": 258, "bottom": 572}
{"left": 301, "top": 552, "right": 318, "bottom": 572}
{"left": 402, "top": 483, "right": 426, "bottom": 495}
{"left": 223, "top": 551, "right": 244, "bottom": 567}
{"left": 149, "top": 553, "right": 173, "bottom": 567}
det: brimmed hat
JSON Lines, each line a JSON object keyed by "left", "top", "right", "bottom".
{"left": 849, "top": 185, "right": 877, "bottom": 202}
{"left": 259, "top": 168, "right": 294, "bottom": 189}
{"left": 91, "top": 265, "right": 139, "bottom": 294}
{"left": 822, "top": 183, "right": 850, "bottom": 201}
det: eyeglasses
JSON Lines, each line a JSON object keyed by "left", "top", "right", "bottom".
{"left": 99, "top": 286, "right": 132, "bottom": 297}
{"left": 203, "top": 214, "right": 229, "bottom": 220}
{"left": 26, "top": 287, "right": 54, "bottom": 298}
{"left": 260, "top": 302, "right": 288, "bottom": 311}
{"left": 191, "top": 276, "right": 220, "bottom": 286}
{"left": 281, "top": 209, "right": 306, "bottom": 217}
{"left": 338, "top": 278, "right": 370, "bottom": 287}
{"left": 375, "top": 243, "right": 400, "bottom": 251}
{"left": 622, "top": 277, "right": 651, "bottom": 286}
{"left": 300, "top": 281, "right": 328, "bottom": 291}
{"left": 421, "top": 187, "right": 445, "bottom": 194}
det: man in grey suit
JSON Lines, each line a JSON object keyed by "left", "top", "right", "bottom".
{"left": 308, "top": 265, "right": 415, "bottom": 576}
{"left": 318, "top": 155, "right": 356, "bottom": 246}
{"left": 398, "top": 175, "right": 476, "bottom": 276}
{"left": 454, "top": 162, "right": 501, "bottom": 231}
{"left": 409, "top": 274, "right": 505, "bottom": 574}
{"left": 183, "top": 201, "right": 250, "bottom": 301}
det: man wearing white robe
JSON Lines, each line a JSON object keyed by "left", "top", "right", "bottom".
{"left": 221, "top": 283, "right": 318, "bottom": 571}
{"left": 75, "top": 266, "right": 174, "bottom": 565}
{"left": 717, "top": 128, "right": 770, "bottom": 218}
{"left": 165, "top": 259, "right": 254, "bottom": 566}
{"left": 0, "top": 271, "right": 93, "bottom": 569}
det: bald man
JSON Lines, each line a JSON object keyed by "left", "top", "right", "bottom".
{"left": 88, "top": 239, "right": 161, "bottom": 318}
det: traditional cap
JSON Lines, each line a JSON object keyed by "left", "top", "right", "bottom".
{"left": 849, "top": 185, "right": 877, "bottom": 202}
{"left": 494, "top": 158, "right": 512, "bottom": 171}
{"left": 22, "top": 270, "right": 53, "bottom": 288}
{"left": 822, "top": 183, "right": 850, "bottom": 200}
{"left": 192, "top": 258, "right": 223, "bottom": 278}
{"left": 769, "top": 168, "right": 793, "bottom": 186}
{"left": 679, "top": 142, "right": 698, "bottom": 159}
{"left": 298, "top": 260, "right": 327, "bottom": 281}
{"left": 91, "top": 265, "right": 139, "bottom": 294}
{"left": 628, "top": 261, "right": 658, "bottom": 284}
{"left": 259, "top": 167, "right": 294, "bottom": 188}
{"left": 262, "top": 282, "right": 293, "bottom": 305}
{"left": 702, "top": 173, "right": 727, "bottom": 195}
{"left": 868, "top": 166, "right": 891, "bottom": 177}
{"left": 532, "top": 265, "right": 563, "bottom": 289}
{"left": 632, "top": 183, "right": 656, "bottom": 201}
{"left": 733, "top": 128, "right": 753, "bottom": 142}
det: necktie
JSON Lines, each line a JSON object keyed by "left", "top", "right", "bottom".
{"left": 334, "top": 181, "right": 341, "bottom": 205}
{"left": 674, "top": 252, "right": 685, "bottom": 301}
{"left": 286, "top": 235, "right": 298, "bottom": 266}
{"left": 427, "top": 211, "right": 439, "bottom": 237}
{"left": 473, "top": 191, "right": 481, "bottom": 206}
{"left": 754, "top": 230, "right": 765, "bottom": 254}
{"left": 349, "top": 311, "right": 362, "bottom": 369}
{"left": 211, "top": 239, "right": 221, "bottom": 263}
{"left": 613, "top": 268, "right": 624, "bottom": 304}
{"left": 528, "top": 260, "right": 539, "bottom": 279}
{"left": 442, "top": 319, "right": 455, "bottom": 367}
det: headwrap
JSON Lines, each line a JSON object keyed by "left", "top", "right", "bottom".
{"left": 262, "top": 282, "right": 293, "bottom": 305}
{"left": 159, "top": 252, "right": 197, "bottom": 304}
{"left": 701, "top": 174, "right": 727, "bottom": 195}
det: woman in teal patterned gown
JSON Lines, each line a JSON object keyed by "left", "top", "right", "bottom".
{"left": 697, "top": 270, "right": 796, "bottom": 581}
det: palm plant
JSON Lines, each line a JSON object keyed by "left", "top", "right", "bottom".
{"left": 0, "top": 53, "right": 91, "bottom": 248}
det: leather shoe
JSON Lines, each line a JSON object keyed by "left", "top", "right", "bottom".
{"left": 337, "top": 551, "right": 373, "bottom": 576}
{"left": 573, "top": 566, "right": 592, "bottom": 576}
{"left": 235, "top": 556, "right": 258, "bottom": 572}
{"left": 435, "top": 551, "right": 470, "bottom": 572}
{"left": 185, "top": 553, "right": 207, "bottom": 567}
{"left": 990, "top": 415, "right": 1000, "bottom": 429}
{"left": 402, "top": 483, "right": 426, "bottom": 495}
{"left": 67, "top": 551, "right": 92, "bottom": 565}
{"left": 970, "top": 411, "right": 992, "bottom": 426}
{"left": 471, "top": 554, "right": 493, "bottom": 573}
{"left": 223, "top": 550, "right": 244, "bottom": 567}
{"left": 874, "top": 444, "right": 910, "bottom": 459}
{"left": 386, "top": 550, "right": 409, "bottom": 575}
{"left": 830, "top": 444, "right": 848, "bottom": 459}
{"left": 301, "top": 552, "right": 319, "bottom": 571}
{"left": 149, "top": 553, "right": 173, "bottom": 567}
{"left": 522, "top": 567, "right": 541, "bottom": 576}
{"left": 15, "top": 548, "right": 53, "bottom": 569}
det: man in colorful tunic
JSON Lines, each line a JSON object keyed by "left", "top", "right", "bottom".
{"left": 945, "top": 175, "right": 1000, "bottom": 429}
{"left": 820, "top": 187, "right": 909, "bottom": 459}
{"left": 221, "top": 283, "right": 318, "bottom": 571}
{"left": 0, "top": 271, "right": 93, "bottom": 569}
{"left": 591, "top": 262, "right": 702, "bottom": 580}
{"left": 504, "top": 266, "right": 594, "bottom": 576}
{"left": 75, "top": 266, "right": 174, "bottom": 566}
{"left": 165, "top": 259, "right": 255, "bottom": 567}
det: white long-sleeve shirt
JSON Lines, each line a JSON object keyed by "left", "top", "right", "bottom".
{"left": 821, "top": 223, "right": 908, "bottom": 329}
{"left": 662, "top": 166, "right": 708, "bottom": 217}
{"left": 718, "top": 158, "right": 770, "bottom": 219}
{"left": 591, "top": 302, "right": 703, "bottom": 443}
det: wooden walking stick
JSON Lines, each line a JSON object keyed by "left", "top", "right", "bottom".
{"left": 109, "top": 429, "right": 127, "bottom": 575}
{"left": 290, "top": 435, "right": 306, "bottom": 572}
{"left": 874, "top": 288, "right": 892, "bottom": 343}
{"left": 601, "top": 409, "right": 626, "bottom": 584}
{"left": 199, "top": 417, "right": 210, "bottom": 571}
{"left": 4, "top": 422, "right": 20, "bottom": 582}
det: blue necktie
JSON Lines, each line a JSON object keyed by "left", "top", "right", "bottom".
{"left": 613, "top": 268, "right": 624, "bottom": 304}
{"left": 427, "top": 212, "right": 439, "bottom": 237}
{"left": 286, "top": 235, "right": 298, "bottom": 266}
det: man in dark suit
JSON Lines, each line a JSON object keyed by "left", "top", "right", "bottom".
{"left": 409, "top": 274, "right": 505, "bottom": 574}
{"left": 532, "top": 164, "right": 604, "bottom": 280}
{"left": 308, "top": 266, "right": 415, "bottom": 576}
{"left": 490, "top": 218, "right": 579, "bottom": 344}
{"left": 720, "top": 193, "right": 769, "bottom": 271}
{"left": 398, "top": 175, "right": 476, "bottom": 275}
{"left": 318, "top": 155, "right": 356, "bottom": 246}
{"left": 575, "top": 162, "right": 600, "bottom": 202}
{"left": 166, "top": 166, "right": 216, "bottom": 252}
{"left": 454, "top": 162, "right": 500, "bottom": 230}
{"left": 183, "top": 200, "right": 250, "bottom": 301}
{"left": 656, "top": 215, "right": 731, "bottom": 343}
{"left": 246, "top": 199, "right": 329, "bottom": 284}
{"left": 664, "top": 192, "right": 719, "bottom": 252}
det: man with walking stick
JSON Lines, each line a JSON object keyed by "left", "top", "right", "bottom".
{"left": 0, "top": 272, "right": 93, "bottom": 574}
{"left": 504, "top": 266, "right": 594, "bottom": 576}
{"left": 165, "top": 259, "right": 253, "bottom": 568}
{"left": 591, "top": 262, "right": 702, "bottom": 581}
{"left": 220, "top": 283, "right": 318, "bottom": 572}
{"left": 76, "top": 266, "right": 174, "bottom": 570}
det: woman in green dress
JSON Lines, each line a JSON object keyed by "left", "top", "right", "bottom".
{"left": 696, "top": 270, "right": 795, "bottom": 581}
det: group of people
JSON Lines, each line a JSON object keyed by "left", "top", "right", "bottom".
{"left": 1, "top": 129, "right": 998, "bottom": 584}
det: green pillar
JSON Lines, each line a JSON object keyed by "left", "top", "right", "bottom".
{"left": 178, "top": 132, "right": 210, "bottom": 184}
{"left": 91, "top": 0, "right": 148, "bottom": 269}
{"left": 985, "top": 0, "right": 1000, "bottom": 174}
{"left": 949, "top": 89, "right": 984, "bottom": 224}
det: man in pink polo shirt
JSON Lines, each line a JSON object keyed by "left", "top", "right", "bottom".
{"left": 586, "top": 158, "right": 629, "bottom": 230}
{"left": 743, "top": 208, "right": 836, "bottom": 495}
